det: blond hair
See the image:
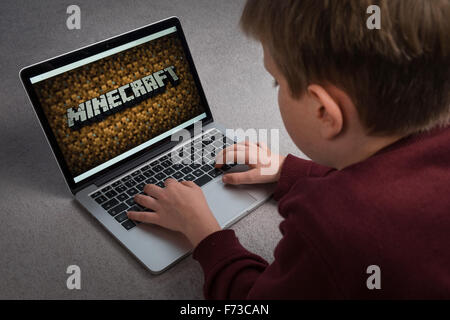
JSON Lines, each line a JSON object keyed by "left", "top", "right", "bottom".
{"left": 240, "top": 0, "right": 450, "bottom": 135}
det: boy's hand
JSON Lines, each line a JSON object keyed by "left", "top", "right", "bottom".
{"left": 127, "top": 179, "right": 221, "bottom": 248}
{"left": 215, "top": 141, "right": 285, "bottom": 185}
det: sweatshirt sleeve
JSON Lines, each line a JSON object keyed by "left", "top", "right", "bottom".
{"left": 192, "top": 229, "right": 269, "bottom": 299}
{"left": 193, "top": 222, "right": 342, "bottom": 299}
{"left": 192, "top": 154, "right": 338, "bottom": 299}
{"left": 274, "top": 154, "right": 334, "bottom": 201}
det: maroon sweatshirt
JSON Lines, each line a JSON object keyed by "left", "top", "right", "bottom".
{"left": 193, "top": 126, "right": 450, "bottom": 299}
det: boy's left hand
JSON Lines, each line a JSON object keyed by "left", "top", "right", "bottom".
{"left": 127, "top": 178, "right": 221, "bottom": 248}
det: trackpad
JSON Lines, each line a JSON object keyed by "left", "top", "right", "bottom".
{"left": 202, "top": 180, "right": 257, "bottom": 227}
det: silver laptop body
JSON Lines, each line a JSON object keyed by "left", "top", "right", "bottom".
{"left": 20, "top": 17, "right": 273, "bottom": 273}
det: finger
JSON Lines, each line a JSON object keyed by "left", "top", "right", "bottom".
{"left": 241, "top": 140, "right": 257, "bottom": 148}
{"left": 215, "top": 143, "right": 241, "bottom": 166}
{"left": 240, "top": 140, "right": 270, "bottom": 166}
{"left": 215, "top": 149, "right": 225, "bottom": 167}
{"left": 164, "top": 178, "right": 178, "bottom": 187}
{"left": 215, "top": 143, "right": 252, "bottom": 166}
{"left": 180, "top": 180, "right": 196, "bottom": 188}
{"left": 256, "top": 140, "right": 270, "bottom": 151}
{"left": 143, "top": 183, "right": 164, "bottom": 199}
{"left": 222, "top": 169, "right": 260, "bottom": 185}
{"left": 127, "top": 210, "right": 160, "bottom": 224}
{"left": 134, "top": 194, "right": 159, "bottom": 211}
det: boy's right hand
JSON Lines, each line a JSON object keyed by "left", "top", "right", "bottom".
{"left": 215, "top": 141, "right": 285, "bottom": 185}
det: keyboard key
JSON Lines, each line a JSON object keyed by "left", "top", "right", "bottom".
{"left": 122, "top": 219, "right": 136, "bottom": 230}
{"left": 213, "top": 141, "right": 224, "bottom": 149}
{"left": 150, "top": 159, "right": 160, "bottom": 166}
{"left": 173, "top": 163, "right": 183, "bottom": 170}
{"left": 202, "top": 139, "right": 213, "bottom": 145}
{"left": 192, "top": 140, "right": 203, "bottom": 148}
{"left": 153, "top": 164, "right": 164, "bottom": 172}
{"left": 121, "top": 175, "right": 131, "bottom": 182}
{"left": 161, "top": 160, "right": 172, "bottom": 168}
{"left": 126, "top": 198, "right": 136, "bottom": 206}
{"left": 143, "top": 169, "right": 155, "bottom": 177}
{"left": 160, "top": 155, "right": 169, "bottom": 161}
{"left": 201, "top": 164, "right": 214, "bottom": 172}
{"left": 115, "top": 212, "right": 128, "bottom": 223}
{"left": 135, "top": 175, "right": 145, "bottom": 182}
{"left": 136, "top": 182, "right": 145, "bottom": 191}
{"left": 194, "top": 150, "right": 204, "bottom": 159}
{"left": 145, "top": 177, "right": 157, "bottom": 184}
{"left": 221, "top": 164, "right": 232, "bottom": 171}
{"left": 192, "top": 142, "right": 202, "bottom": 150}
{"left": 108, "top": 203, "right": 128, "bottom": 217}
{"left": 141, "top": 165, "right": 150, "bottom": 171}
{"left": 91, "top": 191, "right": 101, "bottom": 198}
{"left": 101, "top": 198, "right": 119, "bottom": 210}
{"left": 163, "top": 167, "right": 175, "bottom": 175}
{"left": 116, "top": 184, "right": 127, "bottom": 193}
{"left": 117, "top": 193, "right": 128, "bottom": 202}
{"left": 181, "top": 167, "right": 193, "bottom": 174}
{"left": 208, "top": 168, "right": 223, "bottom": 178}
{"left": 204, "top": 151, "right": 216, "bottom": 161}
{"left": 193, "top": 174, "right": 212, "bottom": 187}
{"left": 224, "top": 137, "right": 235, "bottom": 145}
{"left": 172, "top": 155, "right": 183, "bottom": 164}
{"left": 126, "top": 188, "right": 139, "bottom": 196}
{"left": 94, "top": 195, "right": 107, "bottom": 204}
{"left": 155, "top": 172, "right": 166, "bottom": 180}
{"left": 104, "top": 190, "right": 118, "bottom": 199}
{"left": 101, "top": 186, "right": 111, "bottom": 192}
{"left": 190, "top": 163, "right": 201, "bottom": 169}
{"left": 124, "top": 181, "right": 134, "bottom": 188}
{"left": 156, "top": 181, "right": 165, "bottom": 188}
{"left": 183, "top": 174, "right": 195, "bottom": 181}
{"left": 180, "top": 156, "right": 192, "bottom": 165}
{"left": 173, "top": 171, "right": 184, "bottom": 180}
{"left": 129, "top": 205, "right": 145, "bottom": 212}
{"left": 131, "top": 170, "right": 141, "bottom": 177}
{"left": 112, "top": 181, "right": 122, "bottom": 188}
{"left": 193, "top": 169, "right": 203, "bottom": 177}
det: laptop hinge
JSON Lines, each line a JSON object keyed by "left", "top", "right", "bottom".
{"left": 87, "top": 118, "right": 215, "bottom": 190}
{"left": 92, "top": 140, "right": 179, "bottom": 188}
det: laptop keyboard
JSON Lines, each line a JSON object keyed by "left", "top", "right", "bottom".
{"left": 89, "top": 129, "right": 236, "bottom": 231}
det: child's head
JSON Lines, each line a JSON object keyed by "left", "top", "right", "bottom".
{"left": 240, "top": 0, "right": 450, "bottom": 168}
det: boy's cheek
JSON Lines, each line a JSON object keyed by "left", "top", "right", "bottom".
{"left": 278, "top": 89, "right": 305, "bottom": 139}
{"left": 278, "top": 90, "right": 320, "bottom": 161}
{"left": 277, "top": 87, "right": 292, "bottom": 125}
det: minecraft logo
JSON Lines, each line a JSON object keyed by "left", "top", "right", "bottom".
{"left": 67, "top": 65, "right": 180, "bottom": 129}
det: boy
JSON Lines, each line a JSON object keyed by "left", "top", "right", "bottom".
{"left": 128, "top": 0, "right": 450, "bottom": 299}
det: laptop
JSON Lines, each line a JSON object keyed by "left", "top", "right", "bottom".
{"left": 20, "top": 16, "right": 273, "bottom": 273}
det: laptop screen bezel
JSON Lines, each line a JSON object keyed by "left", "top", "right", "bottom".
{"left": 20, "top": 17, "right": 214, "bottom": 194}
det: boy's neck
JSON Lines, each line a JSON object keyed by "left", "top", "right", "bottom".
{"left": 334, "top": 134, "right": 407, "bottom": 170}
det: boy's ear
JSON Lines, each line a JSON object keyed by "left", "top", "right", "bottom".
{"left": 307, "top": 84, "right": 344, "bottom": 139}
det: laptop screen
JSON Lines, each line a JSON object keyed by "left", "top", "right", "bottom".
{"left": 29, "top": 26, "right": 207, "bottom": 183}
